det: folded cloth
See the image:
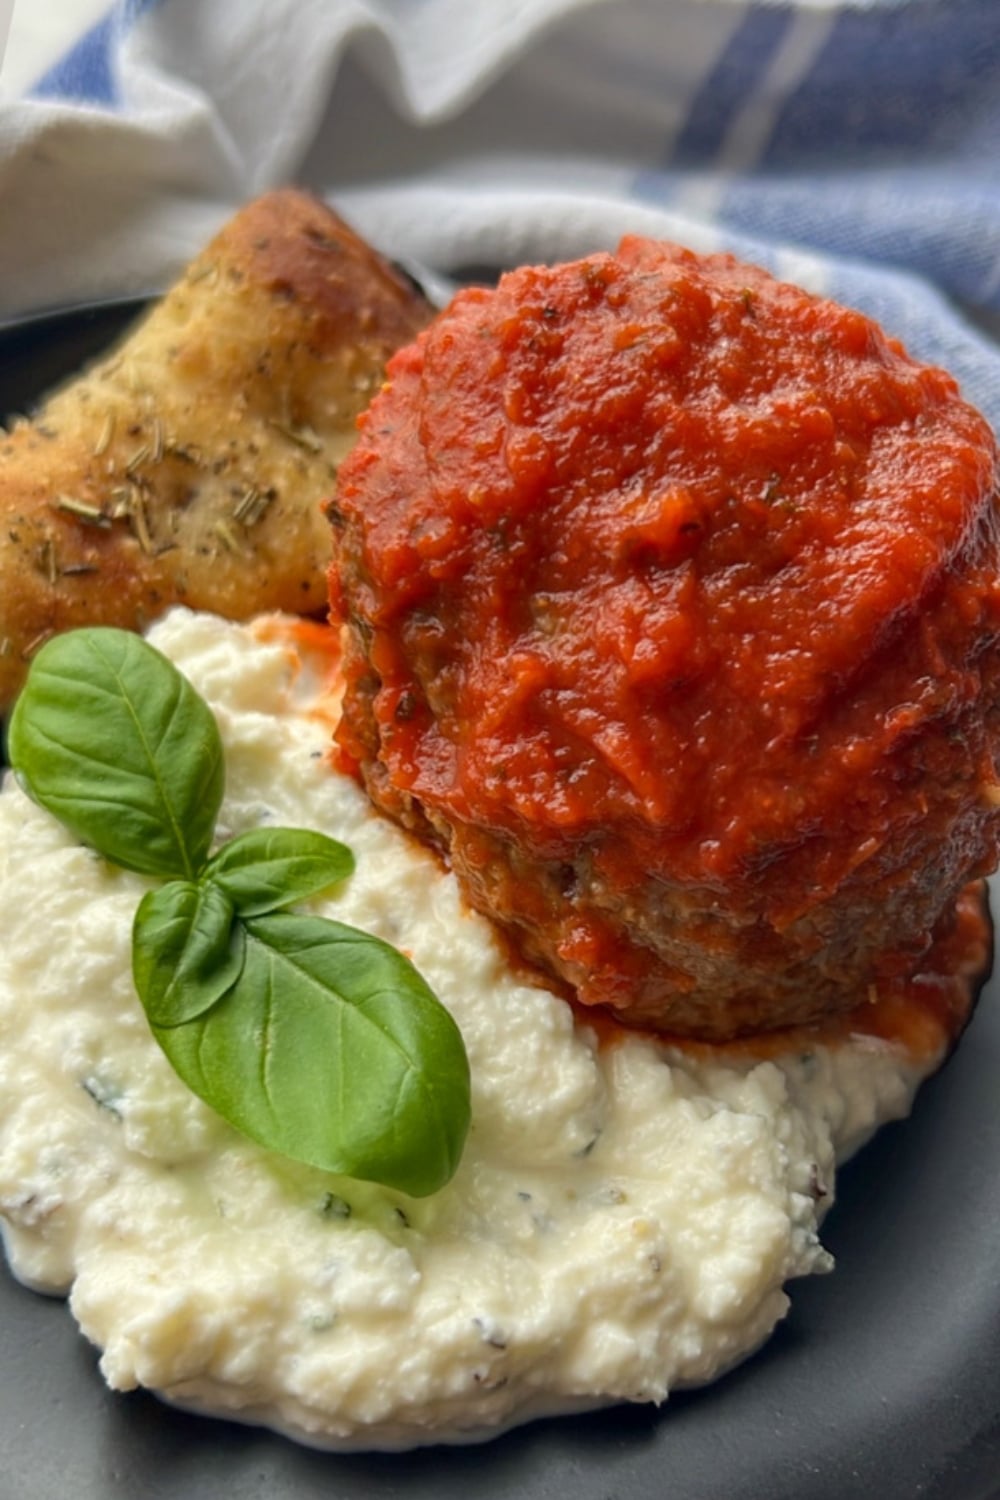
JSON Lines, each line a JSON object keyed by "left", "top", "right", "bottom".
{"left": 0, "top": 0, "right": 998, "bottom": 428}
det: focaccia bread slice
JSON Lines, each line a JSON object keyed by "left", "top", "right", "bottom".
{"left": 0, "top": 189, "right": 433, "bottom": 713}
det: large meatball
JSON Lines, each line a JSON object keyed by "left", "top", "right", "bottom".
{"left": 328, "top": 238, "right": 1000, "bottom": 1040}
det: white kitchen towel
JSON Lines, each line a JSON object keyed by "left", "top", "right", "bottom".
{"left": 0, "top": 0, "right": 998, "bottom": 427}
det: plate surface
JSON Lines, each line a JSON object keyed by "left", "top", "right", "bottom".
{"left": 2, "top": 303, "right": 1000, "bottom": 1500}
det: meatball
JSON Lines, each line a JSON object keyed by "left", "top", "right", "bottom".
{"left": 328, "top": 238, "right": 1000, "bottom": 1040}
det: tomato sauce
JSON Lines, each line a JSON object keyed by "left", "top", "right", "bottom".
{"left": 330, "top": 239, "right": 1000, "bottom": 1037}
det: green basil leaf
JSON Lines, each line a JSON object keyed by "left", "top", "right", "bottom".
{"left": 205, "top": 827, "right": 355, "bottom": 917}
{"left": 150, "top": 912, "right": 470, "bottom": 1196}
{"left": 133, "top": 879, "right": 245, "bottom": 1026}
{"left": 7, "top": 627, "right": 224, "bottom": 879}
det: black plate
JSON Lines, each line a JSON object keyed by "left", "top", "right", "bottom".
{"left": 0, "top": 297, "right": 151, "bottom": 419}
{"left": 2, "top": 304, "right": 1000, "bottom": 1500}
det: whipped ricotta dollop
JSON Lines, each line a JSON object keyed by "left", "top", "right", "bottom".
{"left": 0, "top": 610, "right": 942, "bottom": 1449}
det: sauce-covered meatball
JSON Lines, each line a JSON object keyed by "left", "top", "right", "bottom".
{"left": 328, "top": 238, "right": 1000, "bottom": 1040}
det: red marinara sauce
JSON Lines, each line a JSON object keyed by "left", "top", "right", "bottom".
{"left": 330, "top": 238, "right": 1000, "bottom": 1039}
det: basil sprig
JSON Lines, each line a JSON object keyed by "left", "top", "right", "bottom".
{"left": 8, "top": 627, "right": 470, "bottom": 1198}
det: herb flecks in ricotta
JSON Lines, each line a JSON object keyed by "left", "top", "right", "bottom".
{"left": 0, "top": 610, "right": 941, "bottom": 1450}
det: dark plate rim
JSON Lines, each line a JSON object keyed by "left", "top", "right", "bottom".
{"left": 1, "top": 297, "right": 999, "bottom": 1500}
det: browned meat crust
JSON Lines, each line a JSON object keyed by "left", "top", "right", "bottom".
{"left": 0, "top": 189, "right": 432, "bottom": 714}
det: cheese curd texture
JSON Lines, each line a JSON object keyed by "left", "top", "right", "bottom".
{"left": 0, "top": 611, "right": 940, "bottom": 1449}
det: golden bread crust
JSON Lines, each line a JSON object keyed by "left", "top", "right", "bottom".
{"left": 0, "top": 189, "right": 432, "bottom": 712}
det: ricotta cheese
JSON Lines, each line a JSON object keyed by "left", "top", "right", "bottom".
{"left": 0, "top": 610, "right": 942, "bottom": 1449}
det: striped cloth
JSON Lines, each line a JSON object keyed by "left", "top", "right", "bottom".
{"left": 1, "top": 0, "right": 998, "bottom": 426}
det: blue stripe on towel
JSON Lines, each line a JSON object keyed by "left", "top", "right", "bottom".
{"left": 719, "top": 170, "right": 1000, "bottom": 312}
{"left": 32, "top": 12, "right": 119, "bottom": 105}
{"left": 671, "top": 7, "right": 793, "bottom": 165}
{"left": 762, "top": 0, "right": 1000, "bottom": 163}
{"left": 31, "top": 0, "right": 163, "bottom": 108}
